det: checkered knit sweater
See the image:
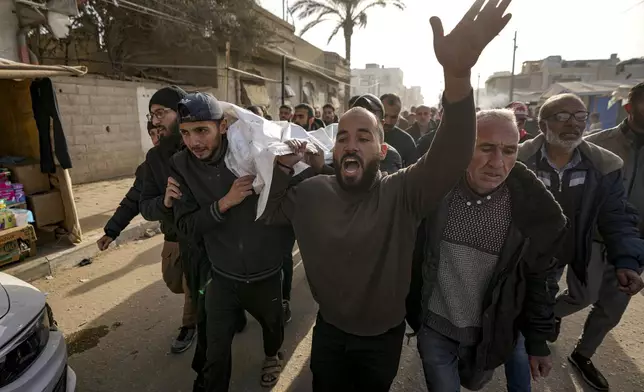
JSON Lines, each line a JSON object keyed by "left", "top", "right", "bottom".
{"left": 426, "top": 182, "right": 512, "bottom": 344}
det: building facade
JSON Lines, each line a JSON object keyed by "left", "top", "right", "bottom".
{"left": 351, "top": 64, "right": 405, "bottom": 100}
{"left": 485, "top": 54, "right": 623, "bottom": 98}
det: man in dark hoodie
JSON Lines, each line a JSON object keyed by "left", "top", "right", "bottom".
{"left": 262, "top": 1, "right": 513, "bottom": 389}
{"left": 170, "top": 92, "right": 288, "bottom": 390}
{"left": 139, "top": 86, "right": 200, "bottom": 356}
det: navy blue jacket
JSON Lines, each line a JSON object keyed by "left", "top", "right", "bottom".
{"left": 518, "top": 135, "right": 644, "bottom": 284}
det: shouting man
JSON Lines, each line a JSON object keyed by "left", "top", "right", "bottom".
{"left": 262, "top": 1, "right": 512, "bottom": 389}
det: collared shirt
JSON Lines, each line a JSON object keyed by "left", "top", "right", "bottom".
{"left": 536, "top": 143, "right": 584, "bottom": 193}
{"left": 535, "top": 144, "right": 588, "bottom": 266}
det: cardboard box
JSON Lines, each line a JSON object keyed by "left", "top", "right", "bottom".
{"left": 0, "top": 224, "right": 37, "bottom": 267}
{"left": 27, "top": 191, "right": 65, "bottom": 228}
{"left": 4, "top": 162, "right": 51, "bottom": 195}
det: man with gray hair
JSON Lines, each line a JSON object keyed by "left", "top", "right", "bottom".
{"left": 508, "top": 93, "right": 644, "bottom": 391}
{"left": 407, "top": 108, "right": 567, "bottom": 391}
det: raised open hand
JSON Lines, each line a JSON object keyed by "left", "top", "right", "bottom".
{"left": 431, "top": 0, "right": 512, "bottom": 77}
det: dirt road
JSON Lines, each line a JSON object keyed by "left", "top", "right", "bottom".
{"left": 34, "top": 235, "right": 644, "bottom": 391}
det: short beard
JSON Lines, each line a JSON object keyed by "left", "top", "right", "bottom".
{"left": 545, "top": 127, "right": 582, "bottom": 151}
{"left": 333, "top": 157, "right": 380, "bottom": 193}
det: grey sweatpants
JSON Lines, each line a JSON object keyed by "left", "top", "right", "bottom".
{"left": 554, "top": 242, "right": 632, "bottom": 358}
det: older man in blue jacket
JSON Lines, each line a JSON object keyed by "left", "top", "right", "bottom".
{"left": 507, "top": 92, "right": 644, "bottom": 392}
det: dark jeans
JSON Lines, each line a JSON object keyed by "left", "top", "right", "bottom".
{"left": 310, "top": 313, "right": 406, "bottom": 392}
{"left": 281, "top": 228, "right": 296, "bottom": 301}
{"left": 417, "top": 325, "right": 494, "bottom": 391}
{"left": 503, "top": 333, "right": 532, "bottom": 392}
{"left": 204, "top": 271, "right": 284, "bottom": 392}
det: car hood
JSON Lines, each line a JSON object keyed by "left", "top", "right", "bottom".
{"left": 0, "top": 272, "right": 46, "bottom": 348}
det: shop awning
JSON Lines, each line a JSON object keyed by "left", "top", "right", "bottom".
{"left": 0, "top": 58, "right": 87, "bottom": 79}
{"left": 241, "top": 82, "right": 270, "bottom": 107}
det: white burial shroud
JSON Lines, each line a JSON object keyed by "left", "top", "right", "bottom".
{"left": 219, "top": 102, "right": 337, "bottom": 219}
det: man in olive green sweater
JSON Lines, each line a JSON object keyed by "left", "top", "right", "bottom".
{"left": 262, "top": 1, "right": 513, "bottom": 390}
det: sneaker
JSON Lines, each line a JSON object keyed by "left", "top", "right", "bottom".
{"left": 283, "top": 300, "right": 292, "bottom": 324}
{"left": 568, "top": 351, "right": 609, "bottom": 391}
{"left": 235, "top": 310, "right": 247, "bottom": 333}
{"left": 547, "top": 317, "right": 562, "bottom": 343}
{"left": 171, "top": 326, "right": 196, "bottom": 354}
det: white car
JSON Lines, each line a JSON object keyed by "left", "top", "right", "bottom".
{"left": 0, "top": 272, "right": 76, "bottom": 391}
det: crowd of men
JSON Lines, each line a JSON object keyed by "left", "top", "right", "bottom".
{"left": 94, "top": 0, "right": 644, "bottom": 391}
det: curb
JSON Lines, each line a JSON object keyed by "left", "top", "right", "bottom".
{"left": 3, "top": 220, "right": 160, "bottom": 282}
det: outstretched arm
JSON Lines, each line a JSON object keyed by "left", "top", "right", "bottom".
{"left": 399, "top": 0, "right": 513, "bottom": 217}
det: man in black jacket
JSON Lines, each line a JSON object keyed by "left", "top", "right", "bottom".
{"left": 511, "top": 93, "right": 644, "bottom": 391}
{"left": 97, "top": 122, "right": 160, "bottom": 251}
{"left": 408, "top": 108, "right": 567, "bottom": 391}
{"left": 139, "top": 86, "right": 199, "bottom": 355}
{"left": 380, "top": 93, "right": 419, "bottom": 167}
{"left": 170, "top": 92, "right": 287, "bottom": 391}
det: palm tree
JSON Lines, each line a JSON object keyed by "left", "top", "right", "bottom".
{"left": 289, "top": 0, "right": 405, "bottom": 66}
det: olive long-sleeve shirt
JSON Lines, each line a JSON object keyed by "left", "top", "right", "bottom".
{"left": 262, "top": 92, "right": 476, "bottom": 336}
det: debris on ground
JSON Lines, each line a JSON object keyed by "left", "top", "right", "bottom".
{"left": 79, "top": 278, "right": 89, "bottom": 283}
{"left": 45, "top": 275, "right": 54, "bottom": 280}
{"left": 78, "top": 258, "right": 93, "bottom": 267}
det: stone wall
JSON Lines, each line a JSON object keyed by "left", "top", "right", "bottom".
{"left": 52, "top": 76, "right": 163, "bottom": 184}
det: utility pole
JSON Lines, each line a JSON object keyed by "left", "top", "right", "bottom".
{"left": 281, "top": 55, "right": 286, "bottom": 106}
{"left": 476, "top": 73, "right": 481, "bottom": 107}
{"left": 225, "top": 41, "right": 230, "bottom": 102}
{"left": 509, "top": 30, "right": 517, "bottom": 102}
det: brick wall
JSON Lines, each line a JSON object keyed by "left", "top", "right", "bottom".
{"left": 52, "top": 76, "right": 162, "bottom": 184}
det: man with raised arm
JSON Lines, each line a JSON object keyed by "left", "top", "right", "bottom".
{"left": 261, "top": 1, "right": 512, "bottom": 390}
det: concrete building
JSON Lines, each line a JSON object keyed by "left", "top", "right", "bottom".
{"left": 351, "top": 64, "right": 405, "bottom": 100}
{"left": 404, "top": 86, "right": 424, "bottom": 109}
{"left": 486, "top": 54, "right": 623, "bottom": 100}
{"left": 1, "top": 2, "right": 349, "bottom": 183}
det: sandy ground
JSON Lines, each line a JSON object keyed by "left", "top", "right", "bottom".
{"left": 34, "top": 235, "right": 644, "bottom": 392}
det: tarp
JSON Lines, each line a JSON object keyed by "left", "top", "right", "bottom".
{"left": 0, "top": 58, "right": 87, "bottom": 79}
{"left": 220, "top": 102, "right": 334, "bottom": 219}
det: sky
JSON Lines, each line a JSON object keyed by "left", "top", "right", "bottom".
{"left": 258, "top": 0, "right": 644, "bottom": 105}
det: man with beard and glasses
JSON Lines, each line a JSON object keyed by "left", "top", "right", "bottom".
{"left": 407, "top": 108, "right": 567, "bottom": 392}
{"left": 505, "top": 93, "right": 644, "bottom": 392}
{"left": 380, "top": 93, "right": 419, "bottom": 167}
{"left": 139, "top": 86, "right": 201, "bottom": 354}
{"left": 279, "top": 104, "right": 293, "bottom": 122}
{"left": 261, "top": 1, "right": 512, "bottom": 389}
{"left": 568, "top": 83, "right": 644, "bottom": 391}
{"left": 97, "top": 122, "right": 161, "bottom": 251}
{"left": 170, "top": 93, "right": 289, "bottom": 390}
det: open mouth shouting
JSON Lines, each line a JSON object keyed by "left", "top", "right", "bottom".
{"left": 341, "top": 155, "right": 363, "bottom": 178}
